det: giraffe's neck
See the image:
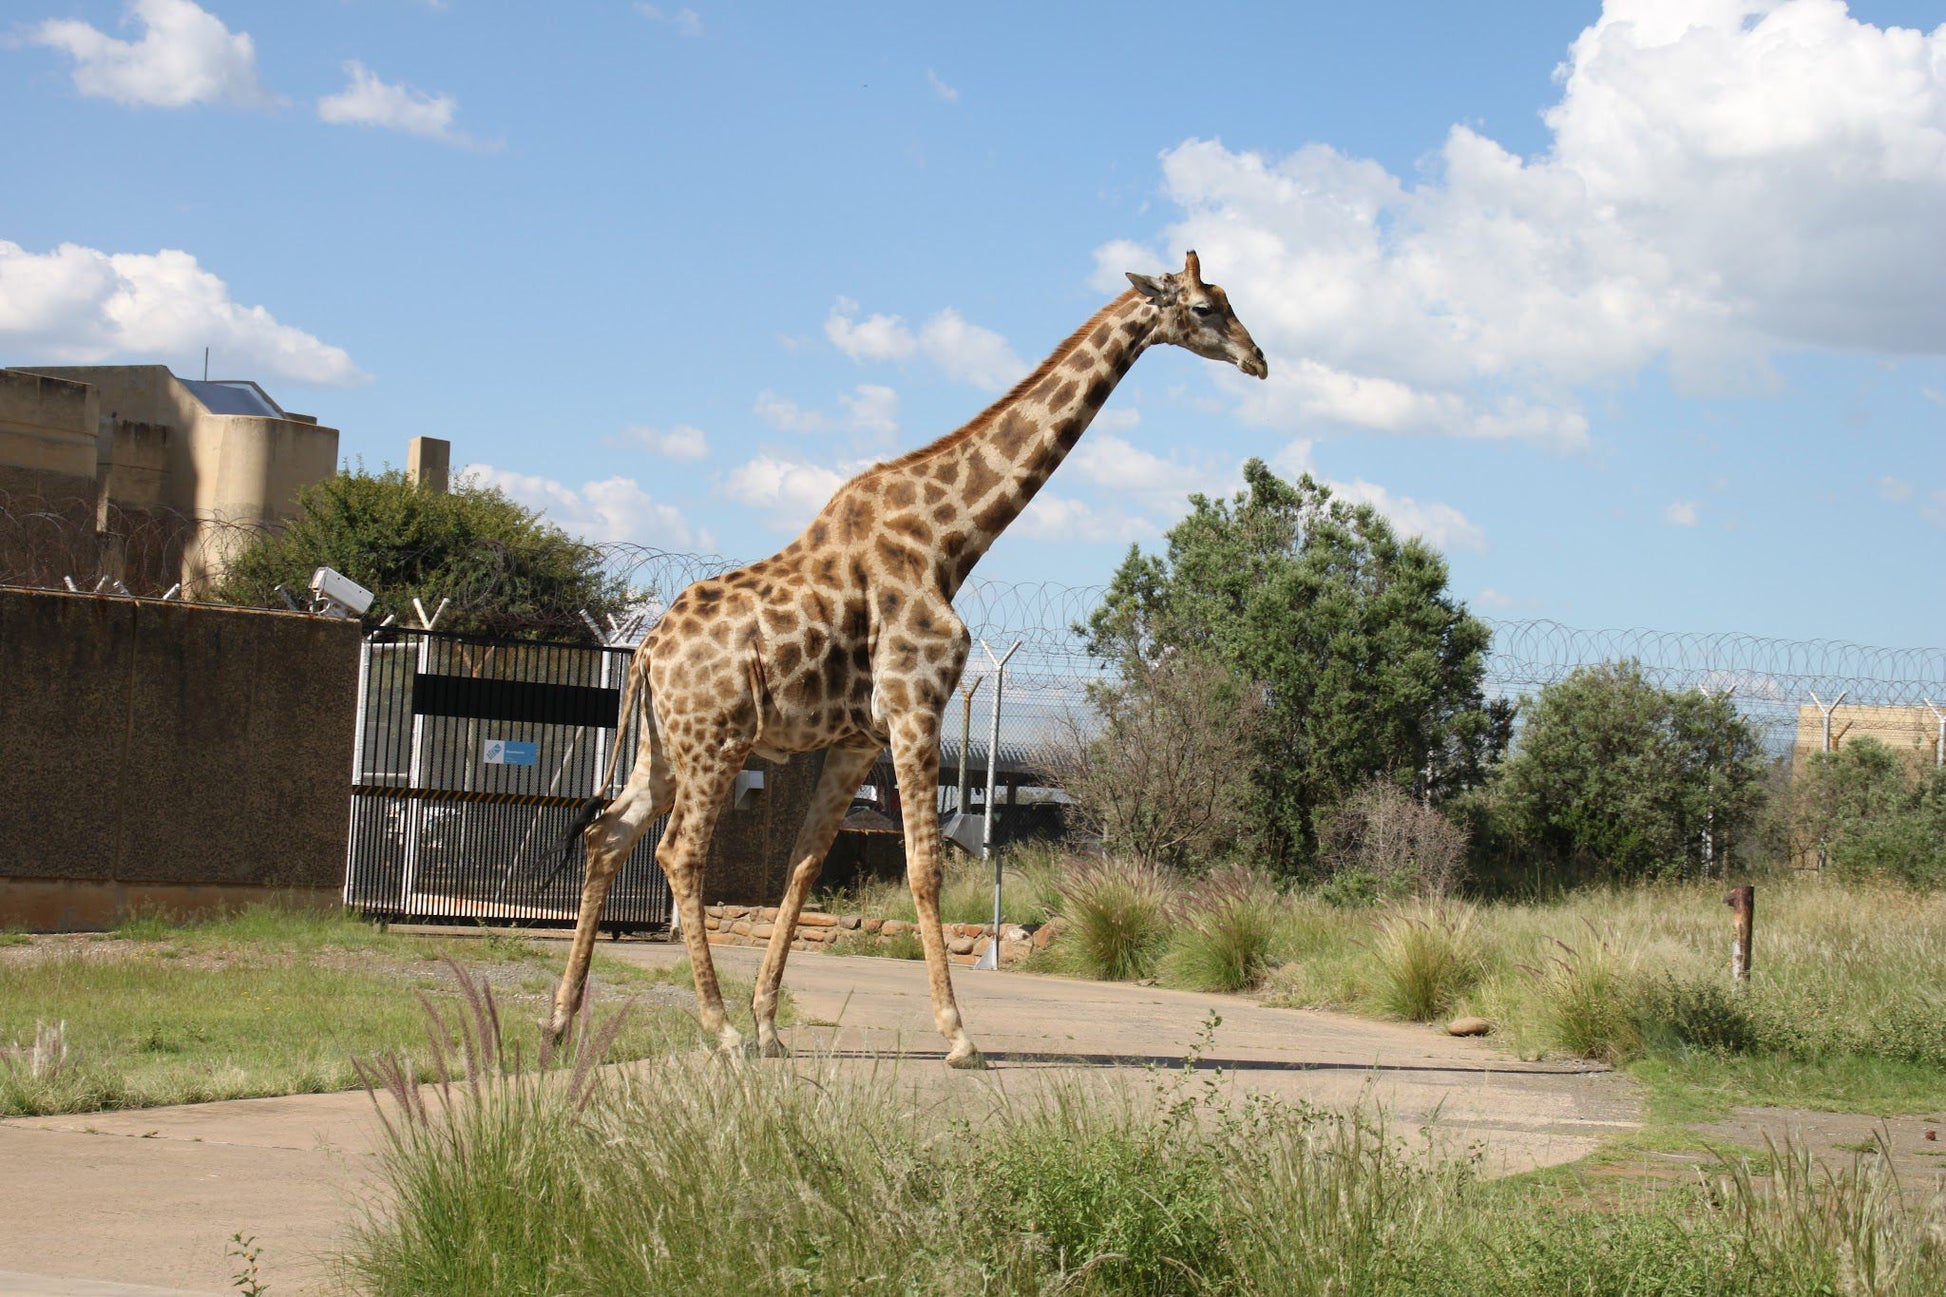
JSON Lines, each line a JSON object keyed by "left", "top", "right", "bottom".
{"left": 898, "top": 290, "right": 1158, "bottom": 594}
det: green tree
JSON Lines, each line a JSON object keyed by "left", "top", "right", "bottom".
{"left": 1487, "top": 661, "right": 1766, "bottom": 881}
{"left": 1789, "top": 738, "right": 1946, "bottom": 886}
{"left": 215, "top": 468, "right": 629, "bottom": 638}
{"left": 1082, "top": 459, "right": 1505, "bottom": 875}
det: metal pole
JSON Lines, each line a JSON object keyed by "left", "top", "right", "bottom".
{"left": 956, "top": 676, "right": 983, "bottom": 813}
{"left": 1927, "top": 699, "right": 1945, "bottom": 768}
{"left": 344, "top": 634, "right": 375, "bottom": 907}
{"left": 1724, "top": 885, "right": 1754, "bottom": 985}
{"left": 975, "top": 639, "right": 1021, "bottom": 970}
{"left": 1809, "top": 689, "right": 1847, "bottom": 753}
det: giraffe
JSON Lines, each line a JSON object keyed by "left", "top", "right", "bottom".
{"left": 545, "top": 251, "right": 1266, "bottom": 1067}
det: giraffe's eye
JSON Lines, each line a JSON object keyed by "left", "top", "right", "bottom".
{"left": 1191, "top": 303, "right": 1215, "bottom": 319}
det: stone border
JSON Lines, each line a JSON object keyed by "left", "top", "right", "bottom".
{"left": 702, "top": 904, "right": 1054, "bottom": 967}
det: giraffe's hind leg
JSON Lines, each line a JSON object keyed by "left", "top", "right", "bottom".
{"left": 752, "top": 743, "right": 880, "bottom": 1058}
{"left": 545, "top": 741, "right": 674, "bottom": 1043}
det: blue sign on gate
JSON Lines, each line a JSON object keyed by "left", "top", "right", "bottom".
{"left": 482, "top": 739, "right": 539, "bottom": 766}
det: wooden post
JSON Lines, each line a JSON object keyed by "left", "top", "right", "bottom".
{"left": 1724, "top": 885, "right": 1754, "bottom": 984}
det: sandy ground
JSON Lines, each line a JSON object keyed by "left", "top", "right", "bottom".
{"left": 5, "top": 937, "right": 1652, "bottom": 1295}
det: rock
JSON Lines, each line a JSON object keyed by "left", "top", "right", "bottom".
{"left": 721, "top": 905, "right": 749, "bottom": 920}
{"left": 758, "top": 906, "right": 779, "bottom": 921}
{"left": 881, "top": 920, "right": 911, "bottom": 937}
{"left": 1446, "top": 1017, "right": 1492, "bottom": 1037}
{"left": 1001, "top": 925, "right": 1029, "bottom": 943}
{"left": 863, "top": 918, "right": 884, "bottom": 934}
{"left": 948, "top": 934, "right": 975, "bottom": 955}
{"left": 1000, "top": 939, "right": 1032, "bottom": 967}
{"left": 798, "top": 912, "right": 838, "bottom": 928}
{"left": 1032, "top": 918, "right": 1067, "bottom": 951}
{"left": 750, "top": 921, "right": 774, "bottom": 939}
{"left": 837, "top": 914, "right": 863, "bottom": 930}
{"left": 729, "top": 919, "right": 753, "bottom": 936}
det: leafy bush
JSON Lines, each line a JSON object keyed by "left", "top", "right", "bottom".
{"left": 214, "top": 467, "right": 629, "bottom": 638}
{"left": 1638, "top": 975, "right": 1760, "bottom": 1055}
{"left": 1055, "top": 856, "right": 1180, "bottom": 981}
{"left": 1791, "top": 742, "right": 1946, "bottom": 887}
{"left": 1369, "top": 907, "right": 1483, "bottom": 1022}
{"left": 1319, "top": 780, "right": 1470, "bottom": 898}
{"left": 1162, "top": 866, "right": 1284, "bottom": 992}
{"left": 1485, "top": 661, "right": 1767, "bottom": 882}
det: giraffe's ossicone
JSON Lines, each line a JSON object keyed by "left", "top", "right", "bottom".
{"left": 547, "top": 250, "right": 1267, "bottom": 1066}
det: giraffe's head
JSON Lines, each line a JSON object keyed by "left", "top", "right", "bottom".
{"left": 1127, "top": 250, "right": 1268, "bottom": 379}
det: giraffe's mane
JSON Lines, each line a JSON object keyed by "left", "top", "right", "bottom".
{"left": 866, "top": 289, "right": 1142, "bottom": 477}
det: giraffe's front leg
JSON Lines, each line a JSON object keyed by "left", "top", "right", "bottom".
{"left": 889, "top": 710, "right": 984, "bottom": 1069}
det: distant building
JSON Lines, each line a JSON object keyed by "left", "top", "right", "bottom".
{"left": 0, "top": 364, "right": 339, "bottom": 592}
{"left": 1792, "top": 702, "right": 1943, "bottom": 770}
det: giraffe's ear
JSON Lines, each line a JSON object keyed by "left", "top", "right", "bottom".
{"left": 1127, "top": 272, "right": 1176, "bottom": 304}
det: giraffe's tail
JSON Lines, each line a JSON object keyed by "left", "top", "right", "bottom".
{"left": 550, "top": 648, "right": 652, "bottom": 879}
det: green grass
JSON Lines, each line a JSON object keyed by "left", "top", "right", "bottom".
{"left": 341, "top": 1007, "right": 1946, "bottom": 1297}
{"left": 1247, "top": 877, "right": 1946, "bottom": 1115}
{"left": 0, "top": 905, "right": 765, "bottom": 1116}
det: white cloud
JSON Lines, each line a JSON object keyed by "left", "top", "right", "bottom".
{"left": 1016, "top": 492, "right": 1155, "bottom": 544}
{"left": 824, "top": 298, "right": 1028, "bottom": 391}
{"left": 1477, "top": 589, "right": 1519, "bottom": 610}
{"left": 1069, "top": 433, "right": 1227, "bottom": 520}
{"left": 721, "top": 454, "right": 874, "bottom": 530}
{"left": 318, "top": 61, "right": 483, "bottom": 146}
{"left": 616, "top": 423, "right": 709, "bottom": 461}
{"left": 1665, "top": 500, "right": 1701, "bottom": 527}
{"left": 1092, "top": 407, "right": 1141, "bottom": 433}
{"left": 1104, "top": 1, "right": 1946, "bottom": 450}
{"left": 28, "top": 0, "right": 270, "bottom": 109}
{"left": 0, "top": 239, "right": 364, "bottom": 386}
{"left": 464, "top": 463, "right": 710, "bottom": 549}
{"left": 754, "top": 383, "right": 900, "bottom": 440}
{"left": 1879, "top": 475, "right": 1914, "bottom": 501}
{"left": 637, "top": 5, "right": 702, "bottom": 37}
{"left": 926, "top": 68, "right": 959, "bottom": 101}
{"left": 1331, "top": 478, "right": 1488, "bottom": 552}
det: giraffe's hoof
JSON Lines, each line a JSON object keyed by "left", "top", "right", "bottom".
{"left": 758, "top": 1035, "right": 792, "bottom": 1060}
{"left": 944, "top": 1044, "right": 987, "bottom": 1071}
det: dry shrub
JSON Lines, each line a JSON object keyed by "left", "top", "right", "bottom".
{"left": 1319, "top": 781, "right": 1470, "bottom": 898}
{"left": 1051, "top": 651, "right": 1263, "bottom": 871}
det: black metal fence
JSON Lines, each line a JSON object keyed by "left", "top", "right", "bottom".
{"left": 343, "top": 628, "right": 671, "bottom": 930}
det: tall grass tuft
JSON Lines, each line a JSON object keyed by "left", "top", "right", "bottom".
{"left": 1163, "top": 865, "right": 1285, "bottom": 993}
{"left": 1369, "top": 905, "right": 1483, "bottom": 1023}
{"left": 1523, "top": 928, "right": 1641, "bottom": 1064}
{"left": 1055, "top": 855, "right": 1180, "bottom": 982}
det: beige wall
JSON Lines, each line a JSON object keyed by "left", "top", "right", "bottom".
{"left": 0, "top": 369, "right": 99, "bottom": 492}
{"left": 1792, "top": 702, "right": 1943, "bottom": 769}
{"left": 2, "top": 365, "right": 340, "bottom": 593}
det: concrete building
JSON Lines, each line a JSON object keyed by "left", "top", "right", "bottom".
{"left": 0, "top": 364, "right": 339, "bottom": 592}
{"left": 1792, "top": 701, "right": 1944, "bottom": 770}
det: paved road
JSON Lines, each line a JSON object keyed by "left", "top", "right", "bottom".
{"left": 0, "top": 942, "right": 1639, "bottom": 1295}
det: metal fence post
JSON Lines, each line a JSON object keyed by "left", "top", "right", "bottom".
{"left": 973, "top": 639, "right": 1022, "bottom": 971}
{"left": 1725, "top": 885, "right": 1754, "bottom": 985}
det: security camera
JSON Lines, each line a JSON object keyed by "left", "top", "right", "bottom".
{"left": 309, "top": 566, "right": 375, "bottom": 619}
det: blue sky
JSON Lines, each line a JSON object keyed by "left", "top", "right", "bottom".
{"left": 4, "top": 0, "right": 1942, "bottom": 648}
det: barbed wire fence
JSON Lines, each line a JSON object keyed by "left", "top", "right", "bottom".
{"left": 6, "top": 495, "right": 1941, "bottom": 760}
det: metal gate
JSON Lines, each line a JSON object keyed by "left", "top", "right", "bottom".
{"left": 343, "top": 628, "right": 671, "bottom": 931}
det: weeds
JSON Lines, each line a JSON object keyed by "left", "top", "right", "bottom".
{"left": 1521, "top": 928, "right": 1642, "bottom": 1064}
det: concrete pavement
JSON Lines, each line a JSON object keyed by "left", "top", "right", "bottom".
{"left": 0, "top": 941, "right": 1640, "bottom": 1295}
